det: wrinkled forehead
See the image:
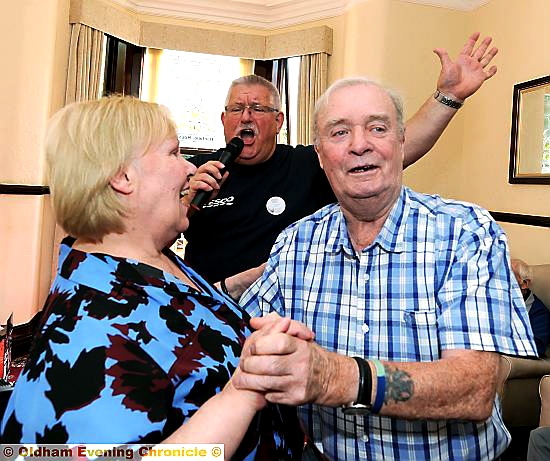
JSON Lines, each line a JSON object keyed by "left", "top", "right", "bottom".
{"left": 228, "top": 84, "right": 274, "bottom": 105}
{"left": 319, "top": 84, "right": 397, "bottom": 126}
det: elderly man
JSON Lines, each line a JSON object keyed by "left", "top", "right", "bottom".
{"left": 235, "top": 78, "right": 537, "bottom": 460}
{"left": 511, "top": 258, "right": 550, "bottom": 356}
{"left": 184, "top": 33, "right": 499, "bottom": 286}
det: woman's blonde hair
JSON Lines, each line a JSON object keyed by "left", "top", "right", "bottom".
{"left": 45, "top": 96, "right": 177, "bottom": 242}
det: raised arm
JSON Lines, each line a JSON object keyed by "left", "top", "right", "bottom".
{"left": 404, "top": 32, "right": 498, "bottom": 167}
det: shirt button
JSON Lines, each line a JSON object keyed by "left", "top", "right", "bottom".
{"left": 361, "top": 323, "right": 370, "bottom": 334}
{"left": 361, "top": 434, "right": 369, "bottom": 443}
{"left": 365, "top": 274, "right": 370, "bottom": 281}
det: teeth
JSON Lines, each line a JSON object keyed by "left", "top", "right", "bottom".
{"left": 240, "top": 129, "right": 254, "bottom": 137}
{"left": 350, "top": 165, "right": 376, "bottom": 173}
{"left": 180, "top": 190, "right": 189, "bottom": 197}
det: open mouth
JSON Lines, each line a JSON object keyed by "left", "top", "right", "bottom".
{"left": 240, "top": 128, "right": 255, "bottom": 140}
{"left": 180, "top": 188, "right": 189, "bottom": 198}
{"left": 350, "top": 165, "right": 377, "bottom": 173}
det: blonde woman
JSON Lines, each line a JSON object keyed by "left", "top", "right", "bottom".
{"left": 0, "top": 96, "right": 311, "bottom": 459}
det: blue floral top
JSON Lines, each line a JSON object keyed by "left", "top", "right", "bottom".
{"left": 1, "top": 237, "right": 302, "bottom": 459}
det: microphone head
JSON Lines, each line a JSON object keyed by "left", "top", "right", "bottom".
{"left": 227, "top": 137, "right": 244, "bottom": 154}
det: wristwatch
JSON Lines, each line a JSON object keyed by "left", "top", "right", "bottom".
{"left": 434, "top": 89, "right": 463, "bottom": 110}
{"left": 341, "top": 357, "right": 372, "bottom": 416}
{"left": 341, "top": 402, "right": 371, "bottom": 416}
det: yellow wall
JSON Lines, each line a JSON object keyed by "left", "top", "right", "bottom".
{"left": 0, "top": 0, "right": 70, "bottom": 324}
{"left": 314, "top": 0, "right": 550, "bottom": 264}
{"left": 463, "top": 0, "right": 550, "bottom": 262}
{"left": 3, "top": 0, "right": 550, "bottom": 325}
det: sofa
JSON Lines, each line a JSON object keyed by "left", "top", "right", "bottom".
{"left": 499, "top": 354, "right": 550, "bottom": 428}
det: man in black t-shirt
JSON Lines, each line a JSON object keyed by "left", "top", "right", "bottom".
{"left": 184, "top": 32, "right": 499, "bottom": 287}
{"left": 185, "top": 143, "right": 335, "bottom": 283}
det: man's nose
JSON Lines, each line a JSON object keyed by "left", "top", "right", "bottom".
{"left": 350, "top": 127, "right": 372, "bottom": 155}
{"left": 240, "top": 107, "right": 254, "bottom": 121}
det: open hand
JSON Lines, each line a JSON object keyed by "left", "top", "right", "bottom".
{"left": 433, "top": 32, "right": 498, "bottom": 101}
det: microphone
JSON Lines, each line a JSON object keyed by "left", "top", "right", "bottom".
{"left": 189, "top": 137, "right": 244, "bottom": 213}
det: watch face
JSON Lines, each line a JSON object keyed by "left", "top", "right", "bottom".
{"left": 341, "top": 404, "right": 371, "bottom": 416}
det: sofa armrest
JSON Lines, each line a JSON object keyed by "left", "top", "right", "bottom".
{"left": 539, "top": 375, "right": 550, "bottom": 426}
{"left": 499, "top": 355, "right": 550, "bottom": 427}
{"left": 500, "top": 355, "right": 550, "bottom": 380}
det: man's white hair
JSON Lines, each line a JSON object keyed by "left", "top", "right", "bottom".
{"left": 312, "top": 77, "right": 404, "bottom": 146}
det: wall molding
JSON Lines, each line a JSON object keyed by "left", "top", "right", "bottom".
{"left": 99, "top": 0, "right": 491, "bottom": 30}
{"left": 490, "top": 211, "right": 550, "bottom": 228}
{"left": 108, "top": 0, "right": 349, "bottom": 30}
{"left": 0, "top": 185, "right": 50, "bottom": 196}
{"left": 70, "top": 0, "right": 333, "bottom": 58}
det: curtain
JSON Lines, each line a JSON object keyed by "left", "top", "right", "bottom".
{"left": 53, "top": 24, "right": 106, "bottom": 281}
{"left": 273, "top": 58, "right": 290, "bottom": 144}
{"left": 141, "top": 48, "right": 163, "bottom": 102}
{"left": 65, "top": 23, "right": 106, "bottom": 104}
{"left": 240, "top": 58, "right": 254, "bottom": 76}
{"left": 297, "top": 53, "right": 328, "bottom": 146}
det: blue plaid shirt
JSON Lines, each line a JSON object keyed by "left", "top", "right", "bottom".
{"left": 241, "top": 186, "right": 536, "bottom": 461}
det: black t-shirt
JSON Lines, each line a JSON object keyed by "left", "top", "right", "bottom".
{"left": 184, "top": 144, "right": 336, "bottom": 282}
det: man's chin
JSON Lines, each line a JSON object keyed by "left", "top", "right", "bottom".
{"left": 235, "top": 149, "right": 258, "bottom": 164}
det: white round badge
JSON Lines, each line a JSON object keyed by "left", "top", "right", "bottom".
{"left": 266, "top": 196, "right": 286, "bottom": 216}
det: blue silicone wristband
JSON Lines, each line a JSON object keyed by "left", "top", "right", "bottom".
{"left": 371, "top": 359, "right": 386, "bottom": 413}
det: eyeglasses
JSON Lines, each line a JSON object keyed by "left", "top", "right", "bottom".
{"left": 224, "top": 104, "right": 279, "bottom": 116}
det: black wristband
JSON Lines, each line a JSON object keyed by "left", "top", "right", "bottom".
{"left": 220, "top": 278, "right": 230, "bottom": 296}
{"left": 352, "top": 357, "right": 372, "bottom": 406}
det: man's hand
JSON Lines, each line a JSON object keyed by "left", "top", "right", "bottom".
{"left": 250, "top": 313, "right": 315, "bottom": 341}
{"left": 235, "top": 315, "right": 356, "bottom": 407}
{"left": 433, "top": 32, "right": 498, "bottom": 101}
{"left": 184, "top": 160, "right": 226, "bottom": 207}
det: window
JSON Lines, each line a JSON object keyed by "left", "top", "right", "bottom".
{"left": 280, "top": 57, "right": 300, "bottom": 146}
{"left": 102, "top": 35, "right": 144, "bottom": 97}
{"left": 142, "top": 49, "right": 245, "bottom": 152}
{"left": 104, "top": 45, "right": 302, "bottom": 151}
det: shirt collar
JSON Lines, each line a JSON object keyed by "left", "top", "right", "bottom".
{"left": 524, "top": 290, "right": 534, "bottom": 312}
{"left": 325, "top": 187, "right": 408, "bottom": 256}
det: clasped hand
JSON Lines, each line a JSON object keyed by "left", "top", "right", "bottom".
{"left": 233, "top": 313, "right": 343, "bottom": 406}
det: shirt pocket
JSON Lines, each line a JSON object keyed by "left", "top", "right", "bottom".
{"left": 401, "top": 308, "right": 440, "bottom": 361}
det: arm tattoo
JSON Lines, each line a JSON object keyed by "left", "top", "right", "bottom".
{"left": 384, "top": 365, "right": 414, "bottom": 404}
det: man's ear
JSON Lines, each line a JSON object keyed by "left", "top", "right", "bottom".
{"left": 400, "top": 128, "right": 406, "bottom": 162}
{"left": 109, "top": 167, "right": 134, "bottom": 195}
{"left": 314, "top": 144, "right": 324, "bottom": 170}
{"left": 275, "top": 112, "right": 284, "bottom": 134}
{"left": 522, "top": 278, "right": 532, "bottom": 290}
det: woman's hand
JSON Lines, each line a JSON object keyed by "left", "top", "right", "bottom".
{"left": 250, "top": 312, "right": 315, "bottom": 341}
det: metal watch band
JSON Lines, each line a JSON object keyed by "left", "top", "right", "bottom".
{"left": 434, "top": 89, "right": 463, "bottom": 109}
